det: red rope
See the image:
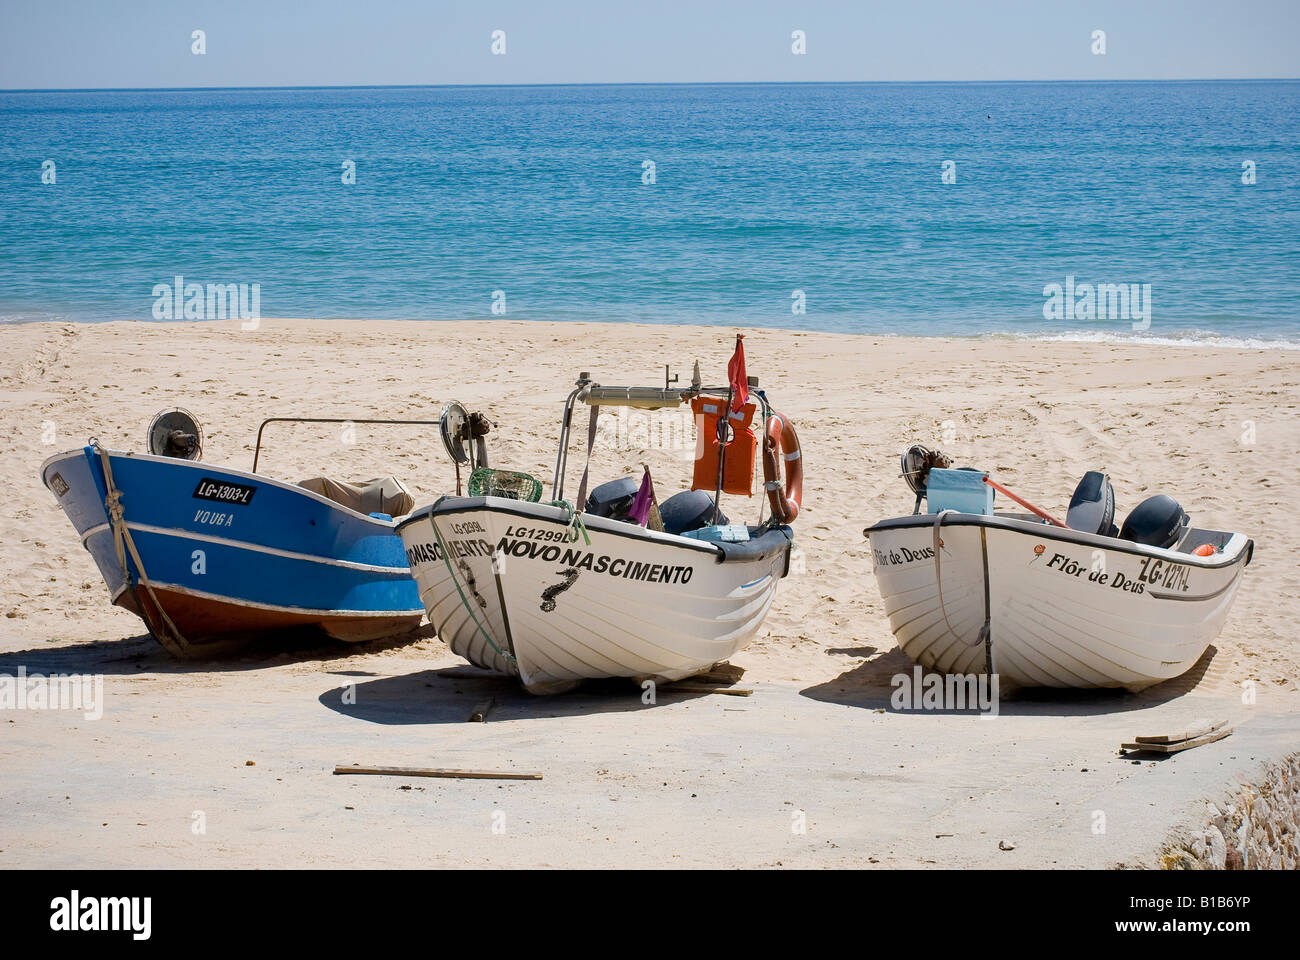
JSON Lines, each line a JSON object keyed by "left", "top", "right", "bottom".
{"left": 984, "top": 476, "right": 1067, "bottom": 527}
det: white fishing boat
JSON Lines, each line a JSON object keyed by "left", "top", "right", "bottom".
{"left": 397, "top": 339, "right": 802, "bottom": 694}
{"left": 864, "top": 446, "right": 1254, "bottom": 692}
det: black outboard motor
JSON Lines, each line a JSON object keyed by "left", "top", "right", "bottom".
{"left": 584, "top": 478, "right": 641, "bottom": 521}
{"left": 1120, "top": 495, "right": 1190, "bottom": 550}
{"left": 659, "top": 490, "right": 727, "bottom": 536}
{"left": 1066, "top": 471, "right": 1117, "bottom": 537}
{"left": 163, "top": 429, "right": 201, "bottom": 460}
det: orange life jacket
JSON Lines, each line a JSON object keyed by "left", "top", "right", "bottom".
{"left": 691, "top": 397, "right": 757, "bottom": 497}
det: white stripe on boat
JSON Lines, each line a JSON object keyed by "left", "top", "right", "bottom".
{"left": 82, "top": 521, "right": 410, "bottom": 574}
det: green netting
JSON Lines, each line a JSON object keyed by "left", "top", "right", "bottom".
{"left": 468, "top": 467, "right": 543, "bottom": 502}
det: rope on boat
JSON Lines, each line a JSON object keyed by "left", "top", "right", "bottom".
{"left": 550, "top": 499, "right": 591, "bottom": 546}
{"left": 93, "top": 441, "right": 192, "bottom": 658}
{"left": 932, "top": 510, "right": 989, "bottom": 650}
{"left": 426, "top": 501, "right": 515, "bottom": 668}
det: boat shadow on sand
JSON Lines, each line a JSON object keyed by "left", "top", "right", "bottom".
{"left": 0, "top": 625, "right": 431, "bottom": 677}
{"left": 317, "top": 668, "right": 723, "bottom": 725}
{"left": 800, "top": 644, "right": 1221, "bottom": 717}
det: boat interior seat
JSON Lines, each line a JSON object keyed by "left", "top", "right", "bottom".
{"left": 1066, "top": 471, "right": 1118, "bottom": 536}
{"left": 298, "top": 476, "right": 415, "bottom": 518}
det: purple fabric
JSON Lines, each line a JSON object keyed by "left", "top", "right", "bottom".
{"left": 628, "top": 467, "right": 654, "bottom": 527}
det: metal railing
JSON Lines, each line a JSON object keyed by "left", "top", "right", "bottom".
{"left": 250, "top": 417, "right": 443, "bottom": 473}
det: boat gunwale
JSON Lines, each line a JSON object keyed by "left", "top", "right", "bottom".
{"left": 79, "top": 520, "right": 414, "bottom": 574}
{"left": 41, "top": 445, "right": 409, "bottom": 529}
{"left": 398, "top": 495, "right": 794, "bottom": 564}
{"left": 866, "top": 511, "right": 1253, "bottom": 570}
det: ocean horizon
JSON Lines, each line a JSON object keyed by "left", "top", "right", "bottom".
{"left": 2, "top": 80, "right": 1297, "bottom": 347}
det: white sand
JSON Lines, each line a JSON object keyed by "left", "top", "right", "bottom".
{"left": 1, "top": 317, "right": 1296, "bottom": 867}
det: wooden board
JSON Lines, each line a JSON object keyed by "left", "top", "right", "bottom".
{"left": 1133, "top": 718, "right": 1227, "bottom": 745}
{"left": 666, "top": 683, "right": 753, "bottom": 697}
{"left": 1122, "top": 726, "right": 1233, "bottom": 755}
{"left": 695, "top": 662, "right": 746, "bottom": 684}
{"left": 334, "top": 765, "right": 542, "bottom": 781}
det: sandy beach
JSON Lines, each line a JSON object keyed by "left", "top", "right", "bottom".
{"left": 2, "top": 317, "right": 1297, "bottom": 868}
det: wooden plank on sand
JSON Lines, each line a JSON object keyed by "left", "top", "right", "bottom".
{"left": 1122, "top": 726, "right": 1233, "bottom": 755}
{"left": 667, "top": 683, "right": 753, "bottom": 697}
{"left": 334, "top": 765, "right": 542, "bottom": 781}
{"left": 467, "top": 698, "right": 495, "bottom": 723}
{"left": 695, "top": 661, "right": 746, "bottom": 684}
{"left": 1134, "top": 718, "right": 1227, "bottom": 745}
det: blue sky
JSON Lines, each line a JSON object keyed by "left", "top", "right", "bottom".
{"left": 1, "top": 0, "right": 1296, "bottom": 89}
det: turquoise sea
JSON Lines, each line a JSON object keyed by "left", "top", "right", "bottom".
{"left": 1, "top": 80, "right": 1297, "bottom": 345}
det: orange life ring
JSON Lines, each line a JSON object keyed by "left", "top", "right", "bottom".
{"left": 762, "top": 411, "right": 802, "bottom": 523}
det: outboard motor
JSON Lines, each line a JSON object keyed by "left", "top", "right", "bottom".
{"left": 585, "top": 478, "right": 641, "bottom": 521}
{"left": 147, "top": 408, "right": 203, "bottom": 461}
{"left": 1120, "top": 494, "right": 1190, "bottom": 550}
{"left": 1066, "top": 471, "right": 1117, "bottom": 537}
{"left": 659, "top": 490, "right": 727, "bottom": 536}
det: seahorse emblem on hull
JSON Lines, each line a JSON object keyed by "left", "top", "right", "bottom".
{"left": 540, "top": 567, "right": 580, "bottom": 612}
{"left": 458, "top": 559, "right": 489, "bottom": 610}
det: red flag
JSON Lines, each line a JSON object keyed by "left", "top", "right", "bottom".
{"left": 727, "top": 334, "right": 748, "bottom": 412}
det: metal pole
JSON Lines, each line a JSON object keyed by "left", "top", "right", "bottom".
{"left": 711, "top": 387, "right": 731, "bottom": 526}
{"left": 552, "top": 378, "right": 588, "bottom": 500}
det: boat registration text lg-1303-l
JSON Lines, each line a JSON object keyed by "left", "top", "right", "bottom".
{"left": 192, "top": 478, "right": 258, "bottom": 506}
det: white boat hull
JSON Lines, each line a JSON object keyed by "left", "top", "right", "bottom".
{"left": 866, "top": 513, "right": 1253, "bottom": 692}
{"left": 397, "top": 497, "right": 794, "bottom": 694}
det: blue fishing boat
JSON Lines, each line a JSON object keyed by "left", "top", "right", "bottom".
{"left": 40, "top": 410, "right": 427, "bottom": 656}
